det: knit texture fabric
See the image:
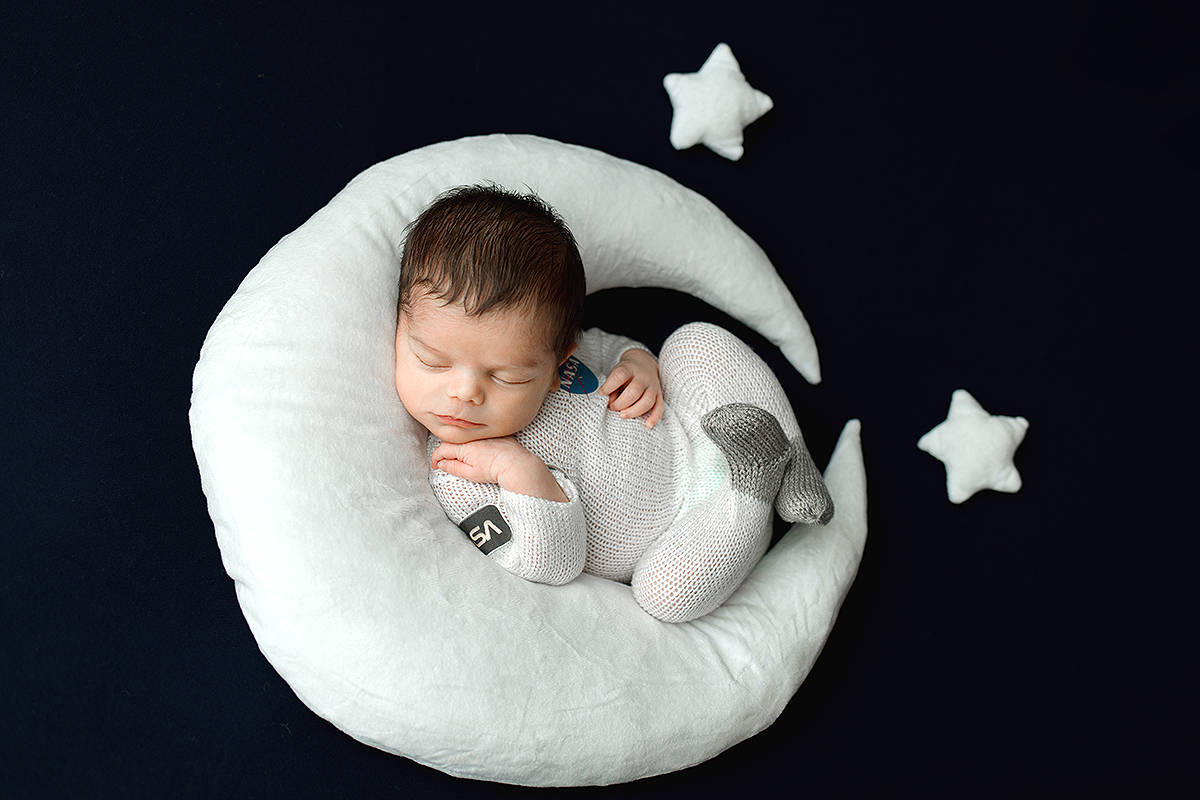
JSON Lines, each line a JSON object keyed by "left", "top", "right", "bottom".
{"left": 700, "top": 402, "right": 791, "bottom": 502}
{"left": 427, "top": 322, "right": 832, "bottom": 622}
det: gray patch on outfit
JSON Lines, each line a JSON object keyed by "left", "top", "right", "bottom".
{"left": 700, "top": 403, "right": 790, "bottom": 503}
{"left": 701, "top": 402, "right": 835, "bottom": 525}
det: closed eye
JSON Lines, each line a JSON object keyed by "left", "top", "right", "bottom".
{"left": 414, "top": 354, "right": 448, "bottom": 370}
{"left": 414, "top": 352, "right": 527, "bottom": 384}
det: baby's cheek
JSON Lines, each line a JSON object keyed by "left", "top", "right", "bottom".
{"left": 393, "top": 373, "right": 420, "bottom": 418}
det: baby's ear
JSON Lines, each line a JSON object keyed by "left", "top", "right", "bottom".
{"left": 558, "top": 342, "right": 578, "bottom": 365}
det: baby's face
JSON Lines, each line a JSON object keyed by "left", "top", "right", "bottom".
{"left": 395, "top": 290, "right": 567, "bottom": 444}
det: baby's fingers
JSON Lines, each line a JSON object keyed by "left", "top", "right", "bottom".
{"left": 433, "top": 441, "right": 485, "bottom": 471}
{"left": 620, "top": 389, "right": 657, "bottom": 421}
{"left": 644, "top": 394, "right": 666, "bottom": 428}
{"left": 608, "top": 381, "right": 646, "bottom": 412}
{"left": 598, "top": 365, "right": 631, "bottom": 397}
{"left": 433, "top": 457, "right": 479, "bottom": 482}
{"left": 430, "top": 442, "right": 461, "bottom": 468}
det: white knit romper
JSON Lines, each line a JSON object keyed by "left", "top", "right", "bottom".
{"left": 427, "top": 322, "right": 816, "bottom": 623}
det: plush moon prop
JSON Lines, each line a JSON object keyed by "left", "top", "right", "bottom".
{"left": 189, "top": 134, "right": 867, "bottom": 786}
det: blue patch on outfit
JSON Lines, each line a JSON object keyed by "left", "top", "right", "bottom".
{"left": 558, "top": 356, "right": 599, "bottom": 394}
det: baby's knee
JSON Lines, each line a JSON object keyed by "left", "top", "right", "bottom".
{"left": 661, "top": 321, "right": 734, "bottom": 358}
{"left": 661, "top": 321, "right": 762, "bottom": 369}
{"left": 630, "top": 563, "right": 728, "bottom": 624}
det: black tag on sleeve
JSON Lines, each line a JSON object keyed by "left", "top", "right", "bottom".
{"left": 458, "top": 506, "right": 512, "bottom": 555}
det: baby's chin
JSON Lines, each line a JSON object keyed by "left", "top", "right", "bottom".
{"left": 423, "top": 418, "right": 497, "bottom": 444}
{"left": 429, "top": 428, "right": 484, "bottom": 444}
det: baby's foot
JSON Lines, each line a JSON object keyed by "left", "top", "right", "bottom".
{"left": 775, "top": 436, "right": 834, "bottom": 525}
{"left": 700, "top": 403, "right": 790, "bottom": 503}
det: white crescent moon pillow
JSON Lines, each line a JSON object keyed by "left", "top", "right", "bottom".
{"left": 189, "top": 134, "right": 868, "bottom": 786}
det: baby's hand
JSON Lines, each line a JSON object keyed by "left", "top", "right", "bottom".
{"left": 599, "top": 348, "right": 665, "bottom": 428}
{"left": 431, "top": 437, "right": 568, "bottom": 501}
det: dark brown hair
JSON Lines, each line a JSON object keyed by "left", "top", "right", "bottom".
{"left": 397, "top": 184, "right": 586, "bottom": 359}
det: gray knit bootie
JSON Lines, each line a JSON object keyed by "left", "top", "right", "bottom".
{"left": 701, "top": 402, "right": 834, "bottom": 525}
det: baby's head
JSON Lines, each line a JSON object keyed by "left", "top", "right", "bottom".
{"left": 394, "top": 184, "right": 586, "bottom": 443}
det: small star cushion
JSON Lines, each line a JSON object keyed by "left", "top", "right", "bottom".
{"left": 663, "top": 43, "right": 774, "bottom": 161}
{"left": 918, "top": 389, "right": 1029, "bottom": 504}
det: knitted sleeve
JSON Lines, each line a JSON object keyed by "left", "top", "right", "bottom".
{"left": 428, "top": 464, "right": 588, "bottom": 586}
{"left": 581, "top": 327, "right": 656, "bottom": 372}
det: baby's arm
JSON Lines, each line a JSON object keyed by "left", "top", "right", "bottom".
{"left": 428, "top": 438, "right": 587, "bottom": 585}
{"left": 432, "top": 437, "right": 567, "bottom": 501}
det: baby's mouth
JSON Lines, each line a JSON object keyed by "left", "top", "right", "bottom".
{"left": 435, "top": 414, "right": 483, "bottom": 429}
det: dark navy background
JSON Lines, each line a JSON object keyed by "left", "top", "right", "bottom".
{"left": 3, "top": 1, "right": 1193, "bottom": 795}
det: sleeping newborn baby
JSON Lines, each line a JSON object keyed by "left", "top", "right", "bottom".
{"left": 393, "top": 184, "right": 833, "bottom": 623}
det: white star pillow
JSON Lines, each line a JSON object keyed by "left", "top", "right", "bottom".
{"left": 918, "top": 390, "right": 1029, "bottom": 504}
{"left": 663, "top": 43, "right": 774, "bottom": 161}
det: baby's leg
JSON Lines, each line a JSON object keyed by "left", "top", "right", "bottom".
{"left": 659, "top": 322, "right": 832, "bottom": 524}
{"left": 630, "top": 404, "right": 787, "bottom": 622}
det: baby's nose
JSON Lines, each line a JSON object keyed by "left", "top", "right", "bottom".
{"left": 448, "top": 373, "right": 484, "bottom": 404}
